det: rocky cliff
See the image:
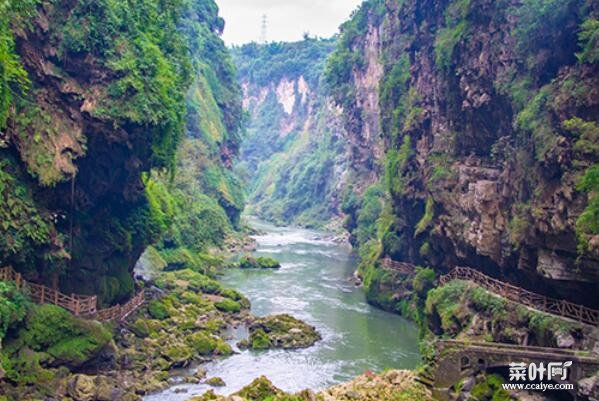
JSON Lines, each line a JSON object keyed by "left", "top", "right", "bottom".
{"left": 0, "top": 0, "right": 243, "bottom": 304}
{"left": 232, "top": 39, "right": 347, "bottom": 227}
{"left": 326, "top": 0, "right": 599, "bottom": 307}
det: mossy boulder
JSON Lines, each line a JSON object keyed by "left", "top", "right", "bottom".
{"left": 7, "top": 304, "right": 112, "bottom": 369}
{"left": 186, "top": 332, "right": 232, "bottom": 356}
{"left": 205, "top": 376, "right": 226, "bottom": 387}
{"left": 147, "top": 300, "right": 171, "bottom": 320}
{"left": 67, "top": 374, "right": 126, "bottom": 401}
{"left": 235, "top": 376, "right": 283, "bottom": 399}
{"left": 214, "top": 298, "right": 241, "bottom": 313}
{"left": 162, "top": 344, "right": 194, "bottom": 365}
{"left": 187, "top": 371, "right": 432, "bottom": 401}
{"left": 238, "top": 314, "right": 321, "bottom": 350}
{"left": 238, "top": 256, "right": 281, "bottom": 269}
{"left": 68, "top": 374, "right": 96, "bottom": 401}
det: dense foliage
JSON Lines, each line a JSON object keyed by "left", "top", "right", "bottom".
{"left": 1, "top": 303, "right": 111, "bottom": 391}
{"left": 232, "top": 37, "right": 336, "bottom": 88}
{"left": 234, "top": 38, "right": 343, "bottom": 227}
{"left": 0, "top": 0, "right": 244, "bottom": 302}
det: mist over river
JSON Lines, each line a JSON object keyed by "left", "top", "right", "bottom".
{"left": 145, "top": 219, "right": 420, "bottom": 400}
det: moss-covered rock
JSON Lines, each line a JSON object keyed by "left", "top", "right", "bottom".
{"left": 3, "top": 304, "right": 112, "bottom": 372}
{"left": 238, "top": 314, "right": 321, "bottom": 350}
{"left": 424, "top": 280, "right": 596, "bottom": 349}
{"left": 214, "top": 298, "right": 241, "bottom": 313}
{"left": 205, "top": 376, "right": 226, "bottom": 387}
{"left": 238, "top": 256, "right": 281, "bottom": 269}
{"left": 185, "top": 370, "right": 433, "bottom": 401}
{"left": 147, "top": 300, "right": 171, "bottom": 320}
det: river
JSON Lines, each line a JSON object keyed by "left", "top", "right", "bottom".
{"left": 145, "top": 219, "right": 420, "bottom": 400}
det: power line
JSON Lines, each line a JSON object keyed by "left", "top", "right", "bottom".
{"left": 260, "top": 14, "right": 268, "bottom": 44}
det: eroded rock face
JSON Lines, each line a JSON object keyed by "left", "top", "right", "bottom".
{"left": 336, "top": 0, "right": 599, "bottom": 306}
{"left": 3, "top": 2, "right": 180, "bottom": 304}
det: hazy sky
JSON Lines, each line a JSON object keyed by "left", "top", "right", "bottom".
{"left": 216, "top": 0, "right": 364, "bottom": 45}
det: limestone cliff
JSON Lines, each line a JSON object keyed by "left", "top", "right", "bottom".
{"left": 327, "top": 0, "right": 599, "bottom": 307}
{"left": 233, "top": 39, "right": 348, "bottom": 227}
{"left": 0, "top": 0, "right": 243, "bottom": 304}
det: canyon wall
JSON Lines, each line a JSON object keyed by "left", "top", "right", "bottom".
{"left": 233, "top": 39, "right": 350, "bottom": 227}
{"left": 326, "top": 0, "right": 599, "bottom": 307}
{"left": 0, "top": 0, "right": 243, "bottom": 304}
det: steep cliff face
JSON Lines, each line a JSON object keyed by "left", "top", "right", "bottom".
{"left": 0, "top": 0, "right": 242, "bottom": 304}
{"left": 233, "top": 39, "right": 350, "bottom": 227}
{"left": 328, "top": 0, "right": 599, "bottom": 307}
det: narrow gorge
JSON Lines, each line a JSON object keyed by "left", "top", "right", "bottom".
{"left": 0, "top": 0, "right": 598, "bottom": 401}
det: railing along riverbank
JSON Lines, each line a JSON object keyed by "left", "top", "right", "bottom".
{"left": 0, "top": 266, "right": 144, "bottom": 321}
{"left": 440, "top": 266, "right": 599, "bottom": 326}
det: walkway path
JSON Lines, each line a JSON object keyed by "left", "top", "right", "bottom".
{"left": 380, "top": 257, "right": 599, "bottom": 326}
{"left": 439, "top": 266, "right": 599, "bottom": 326}
{"left": 0, "top": 266, "right": 144, "bottom": 321}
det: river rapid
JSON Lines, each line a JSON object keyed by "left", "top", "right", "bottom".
{"left": 146, "top": 219, "right": 420, "bottom": 400}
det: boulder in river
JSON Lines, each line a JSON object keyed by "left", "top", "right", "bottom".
{"left": 238, "top": 255, "right": 281, "bottom": 269}
{"left": 237, "top": 314, "right": 321, "bottom": 350}
{"left": 205, "top": 376, "right": 226, "bottom": 386}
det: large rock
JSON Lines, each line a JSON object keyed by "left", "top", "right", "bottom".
{"left": 68, "top": 374, "right": 96, "bottom": 401}
{"left": 237, "top": 314, "right": 321, "bottom": 350}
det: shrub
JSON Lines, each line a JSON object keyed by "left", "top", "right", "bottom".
{"left": 250, "top": 329, "right": 271, "bottom": 350}
{"left": 434, "top": 0, "right": 470, "bottom": 70}
{"left": 0, "top": 281, "right": 29, "bottom": 340}
{"left": 214, "top": 299, "right": 241, "bottom": 314}
{"left": 14, "top": 304, "right": 111, "bottom": 367}
{"left": 576, "top": 164, "right": 599, "bottom": 253}
{"left": 238, "top": 256, "right": 281, "bottom": 269}
{"left": 147, "top": 300, "right": 170, "bottom": 320}
{"left": 577, "top": 18, "right": 599, "bottom": 64}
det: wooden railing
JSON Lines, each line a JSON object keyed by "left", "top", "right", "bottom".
{"left": 380, "top": 257, "right": 415, "bottom": 274}
{"left": 94, "top": 290, "right": 145, "bottom": 321}
{"left": 0, "top": 266, "right": 97, "bottom": 316}
{"left": 440, "top": 266, "right": 599, "bottom": 326}
{"left": 0, "top": 266, "right": 144, "bottom": 321}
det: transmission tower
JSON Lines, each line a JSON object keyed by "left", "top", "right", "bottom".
{"left": 260, "top": 14, "right": 268, "bottom": 44}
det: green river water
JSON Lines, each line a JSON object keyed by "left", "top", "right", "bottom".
{"left": 146, "top": 219, "right": 420, "bottom": 400}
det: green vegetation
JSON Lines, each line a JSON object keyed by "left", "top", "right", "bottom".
{"left": 214, "top": 298, "right": 242, "bottom": 313}
{"left": 0, "top": 282, "right": 29, "bottom": 340}
{"left": 234, "top": 38, "right": 345, "bottom": 227}
{"left": 434, "top": 0, "right": 470, "bottom": 70}
{"left": 58, "top": 0, "right": 194, "bottom": 170}
{"left": 354, "top": 185, "right": 385, "bottom": 249}
{"left": 239, "top": 314, "right": 321, "bottom": 350}
{"left": 148, "top": 299, "right": 171, "bottom": 320}
{"left": 232, "top": 37, "right": 336, "bottom": 88}
{"left": 0, "top": 158, "right": 53, "bottom": 263}
{"left": 512, "top": 0, "right": 579, "bottom": 73}
{"left": 238, "top": 256, "right": 281, "bottom": 269}
{"left": 415, "top": 198, "right": 434, "bottom": 236}
{"left": 577, "top": 18, "right": 599, "bottom": 64}
{"left": 0, "top": 0, "right": 38, "bottom": 130}
{"left": 470, "top": 374, "right": 510, "bottom": 401}
{"left": 0, "top": 303, "right": 111, "bottom": 391}
{"left": 386, "top": 136, "right": 413, "bottom": 196}
{"left": 325, "top": 0, "right": 386, "bottom": 110}
{"left": 576, "top": 164, "right": 599, "bottom": 253}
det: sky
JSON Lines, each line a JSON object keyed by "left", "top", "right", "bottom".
{"left": 215, "top": 0, "right": 364, "bottom": 45}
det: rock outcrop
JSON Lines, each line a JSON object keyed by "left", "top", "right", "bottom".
{"left": 328, "top": 0, "right": 599, "bottom": 307}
